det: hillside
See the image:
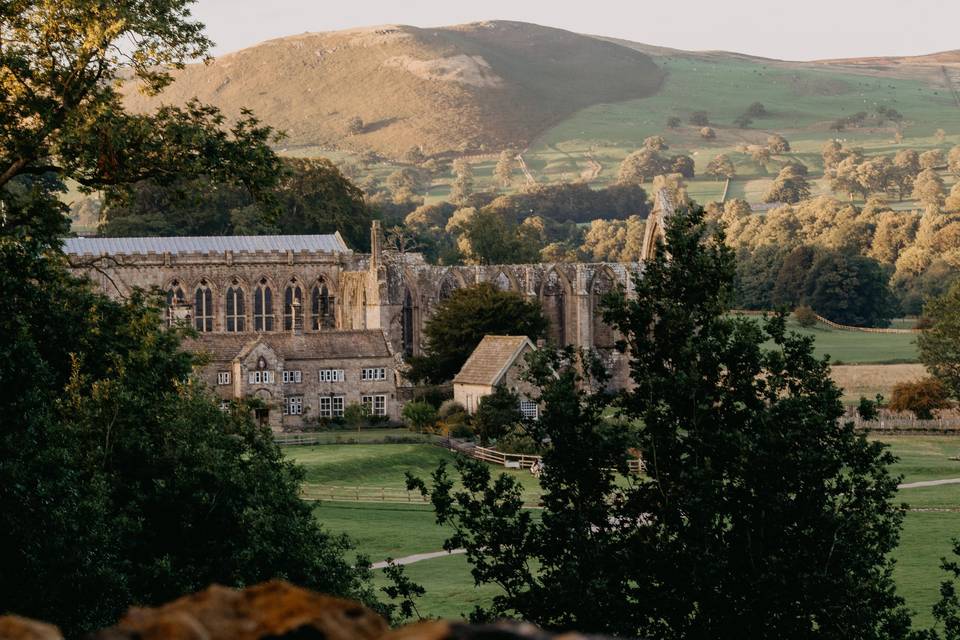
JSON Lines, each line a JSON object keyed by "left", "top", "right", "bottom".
{"left": 122, "top": 21, "right": 664, "bottom": 157}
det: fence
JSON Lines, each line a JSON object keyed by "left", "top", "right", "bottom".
{"left": 439, "top": 439, "right": 643, "bottom": 474}
{"left": 275, "top": 431, "right": 439, "bottom": 446}
{"left": 853, "top": 416, "right": 960, "bottom": 434}
{"left": 730, "top": 309, "right": 919, "bottom": 334}
{"left": 300, "top": 484, "right": 430, "bottom": 503}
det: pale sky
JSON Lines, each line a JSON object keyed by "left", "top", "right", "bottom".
{"left": 192, "top": 0, "right": 959, "bottom": 61}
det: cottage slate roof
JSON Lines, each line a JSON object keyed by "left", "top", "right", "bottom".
{"left": 62, "top": 233, "right": 351, "bottom": 256}
{"left": 453, "top": 335, "right": 535, "bottom": 387}
{"left": 183, "top": 330, "right": 392, "bottom": 362}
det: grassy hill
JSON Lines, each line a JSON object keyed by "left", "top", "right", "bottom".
{"left": 122, "top": 21, "right": 663, "bottom": 158}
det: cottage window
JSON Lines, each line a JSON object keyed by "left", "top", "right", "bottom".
{"left": 217, "top": 371, "right": 231, "bottom": 385}
{"left": 361, "top": 367, "right": 386, "bottom": 382}
{"left": 318, "top": 369, "right": 344, "bottom": 383}
{"left": 282, "top": 370, "right": 303, "bottom": 384}
{"left": 283, "top": 395, "right": 303, "bottom": 416}
{"left": 319, "top": 395, "right": 346, "bottom": 418}
{"left": 519, "top": 400, "right": 539, "bottom": 420}
{"left": 362, "top": 394, "right": 386, "bottom": 417}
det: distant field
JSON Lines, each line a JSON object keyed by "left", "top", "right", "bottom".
{"left": 832, "top": 364, "right": 925, "bottom": 403}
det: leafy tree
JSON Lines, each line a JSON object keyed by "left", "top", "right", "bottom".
{"left": 402, "top": 401, "right": 438, "bottom": 433}
{"left": 918, "top": 281, "right": 960, "bottom": 399}
{"left": 0, "top": 2, "right": 377, "bottom": 633}
{"left": 794, "top": 304, "right": 818, "bottom": 327}
{"left": 699, "top": 126, "right": 716, "bottom": 139}
{"left": 666, "top": 116, "right": 682, "bottom": 128}
{"left": 617, "top": 149, "right": 665, "bottom": 184}
{"left": 920, "top": 149, "right": 945, "bottom": 170}
{"left": 451, "top": 159, "right": 474, "bottom": 205}
{"left": 669, "top": 154, "right": 695, "bottom": 179}
{"left": 764, "top": 164, "right": 811, "bottom": 204}
{"left": 705, "top": 154, "right": 736, "bottom": 180}
{"left": 346, "top": 116, "right": 365, "bottom": 135}
{"left": 732, "top": 114, "right": 753, "bottom": 129}
{"left": 857, "top": 394, "right": 885, "bottom": 421}
{"left": 689, "top": 110, "right": 710, "bottom": 126}
{"left": 643, "top": 135, "right": 668, "bottom": 151}
{"left": 914, "top": 168, "right": 946, "bottom": 209}
{"left": 413, "top": 205, "right": 912, "bottom": 640}
{"left": 473, "top": 385, "right": 523, "bottom": 444}
{"left": 949, "top": 145, "right": 960, "bottom": 176}
{"left": 767, "top": 133, "right": 791, "bottom": 153}
{"left": 406, "top": 284, "right": 547, "bottom": 384}
{"left": 772, "top": 245, "right": 817, "bottom": 307}
{"left": 803, "top": 251, "right": 897, "bottom": 327}
{"left": 734, "top": 245, "right": 785, "bottom": 309}
{"left": 495, "top": 150, "right": 515, "bottom": 188}
{"left": 460, "top": 209, "right": 540, "bottom": 265}
{"left": 888, "top": 377, "right": 950, "bottom": 419}
{"left": 746, "top": 101, "right": 768, "bottom": 117}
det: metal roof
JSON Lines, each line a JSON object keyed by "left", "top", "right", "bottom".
{"left": 62, "top": 233, "right": 351, "bottom": 256}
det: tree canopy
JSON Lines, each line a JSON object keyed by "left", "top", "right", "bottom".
{"left": 406, "top": 284, "right": 547, "bottom": 383}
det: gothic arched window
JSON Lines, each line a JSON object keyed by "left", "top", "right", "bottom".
{"left": 194, "top": 280, "right": 213, "bottom": 332}
{"left": 225, "top": 283, "right": 245, "bottom": 333}
{"left": 311, "top": 281, "right": 334, "bottom": 329}
{"left": 542, "top": 270, "right": 566, "bottom": 346}
{"left": 283, "top": 281, "right": 303, "bottom": 331}
{"left": 166, "top": 282, "right": 185, "bottom": 306}
{"left": 254, "top": 279, "right": 274, "bottom": 332}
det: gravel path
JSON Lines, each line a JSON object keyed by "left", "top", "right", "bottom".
{"left": 370, "top": 548, "right": 466, "bottom": 570}
{"left": 898, "top": 478, "right": 960, "bottom": 489}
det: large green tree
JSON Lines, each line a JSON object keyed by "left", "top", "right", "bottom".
{"left": 413, "top": 205, "right": 912, "bottom": 640}
{"left": 0, "top": 2, "right": 377, "bottom": 633}
{"left": 918, "top": 281, "right": 960, "bottom": 399}
{"left": 406, "top": 284, "right": 547, "bottom": 383}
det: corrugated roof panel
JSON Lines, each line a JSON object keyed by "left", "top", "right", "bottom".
{"left": 62, "top": 234, "right": 352, "bottom": 256}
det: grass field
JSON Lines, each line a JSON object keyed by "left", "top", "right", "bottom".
{"left": 297, "top": 435, "right": 960, "bottom": 626}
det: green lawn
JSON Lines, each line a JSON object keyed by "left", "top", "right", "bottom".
{"left": 296, "top": 436, "right": 960, "bottom": 625}
{"left": 740, "top": 316, "right": 920, "bottom": 364}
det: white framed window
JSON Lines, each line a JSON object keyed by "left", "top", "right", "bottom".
{"left": 282, "top": 370, "right": 302, "bottom": 384}
{"left": 247, "top": 370, "right": 275, "bottom": 384}
{"left": 361, "top": 367, "right": 386, "bottom": 382}
{"left": 319, "top": 369, "right": 345, "bottom": 383}
{"left": 319, "top": 395, "right": 345, "bottom": 418}
{"left": 519, "top": 400, "right": 539, "bottom": 420}
{"left": 283, "top": 395, "right": 303, "bottom": 416}
{"left": 362, "top": 394, "right": 387, "bottom": 417}
{"left": 217, "top": 371, "right": 231, "bottom": 386}
{"left": 219, "top": 399, "right": 231, "bottom": 412}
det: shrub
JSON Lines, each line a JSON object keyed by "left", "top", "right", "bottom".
{"left": 496, "top": 426, "right": 542, "bottom": 455}
{"left": 438, "top": 399, "right": 467, "bottom": 418}
{"left": 402, "top": 401, "right": 437, "bottom": 433}
{"left": 888, "top": 377, "right": 951, "bottom": 419}
{"left": 857, "top": 394, "right": 884, "bottom": 421}
{"left": 793, "top": 305, "right": 818, "bottom": 328}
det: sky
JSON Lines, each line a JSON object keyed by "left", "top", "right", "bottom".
{"left": 192, "top": 0, "right": 959, "bottom": 61}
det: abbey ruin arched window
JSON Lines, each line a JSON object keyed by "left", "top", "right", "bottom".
{"left": 401, "top": 289, "right": 415, "bottom": 357}
{"left": 494, "top": 272, "right": 511, "bottom": 291}
{"left": 194, "top": 281, "right": 214, "bottom": 332}
{"left": 166, "top": 282, "right": 185, "bottom": 306}
{"left": 225, "top": 284, "right": 245, "bottom": 333}
{"left": 542, "top": 270, "right": 567, "bottom": 346}
{"left": 165, "top": 281, "right": 187, "bottom": 327}
{"left": 283, "top": 281, "right": 303, "bottom": 331}
{"left": 591, "top": 270, "right": 616, "bottom": 349}
{"left": 254, "top": 279, "right": 274, "bottom": 332}
{"left": 311, "top": 281, "right": 335, "bottom": 329}
{"left": 439, "top": 275, "right": 458, "bottom": 301}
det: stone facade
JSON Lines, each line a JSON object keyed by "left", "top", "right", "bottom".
{"left": 64, "top": 192, "right": 674, "bottom": 430}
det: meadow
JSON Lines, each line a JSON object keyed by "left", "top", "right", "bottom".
{"left": 292, "top": 432, "right": 960, "bottom": 628}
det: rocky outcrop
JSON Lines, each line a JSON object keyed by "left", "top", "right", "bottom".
{"left": 0, "top": 581, "right": 605, "bottom": 640}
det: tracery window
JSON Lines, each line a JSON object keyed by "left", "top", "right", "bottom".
{"left": 225, "top": 283, "right": 245, "bottom": 333}
{"left": 311, "top": 281, "right": 335, "bottom": 329}
{"left": 254, "top": 279, "right": 274, "bottom": 332}
{"left": 283, "top": 281, "right": 303, "bottom": 331}
{"left": 194, "top": 280, "right": 213, "bottom": 332}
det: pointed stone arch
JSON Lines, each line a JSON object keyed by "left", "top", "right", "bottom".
{"left": 540, "top": 267, "right": 572, "bottom": 346}
{"left": 589, "top": 266, "right": 618, "bottom": 349}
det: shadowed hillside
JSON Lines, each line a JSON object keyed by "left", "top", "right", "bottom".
{"left": 123, "top": 21, "right": 664, "bottom": 157}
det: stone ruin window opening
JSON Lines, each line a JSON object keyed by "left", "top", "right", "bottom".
{"left": 401, "top": 289, "right": 414, "bottom": 357}
{"left": 592, "top": 270, "right": 616, "bottom": 349}
{"left": 542, "top": 270, "right": 566, "bottom": 346}
{"left": 494, "top": 271, "right": 511, "bottom": 291}
{"left": 194, "top": 279, "right": 214, "bottom": 332}
{"left": 165, "top": 281, "right": 186, "bottom": 327}
{"left": 311, "top": 280, "right": 335, "bottom": 329}
{"left": 254, "top": 279, "right": 274, "bottom": 332}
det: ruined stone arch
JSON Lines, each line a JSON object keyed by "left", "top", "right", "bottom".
{"left": 310, "top": 274, "right": 337, "bottom": 330}
{"left": 491, "top": 269, "right": 519, "bottom": 292}
{"left": 589, "top": 266, "right": 618, "bottom": 349}
{"left": 396, "top": 274, "right": 422, "bottom": 357}
{"left": 438, "top": 269, "right": 467, "bottom": 301}
{"left": 539, "top": 267, "right": 572, "bottom": 346}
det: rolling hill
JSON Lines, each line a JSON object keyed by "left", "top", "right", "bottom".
{"left": 122, "top": 21, "right": 664, "bottom": 158}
